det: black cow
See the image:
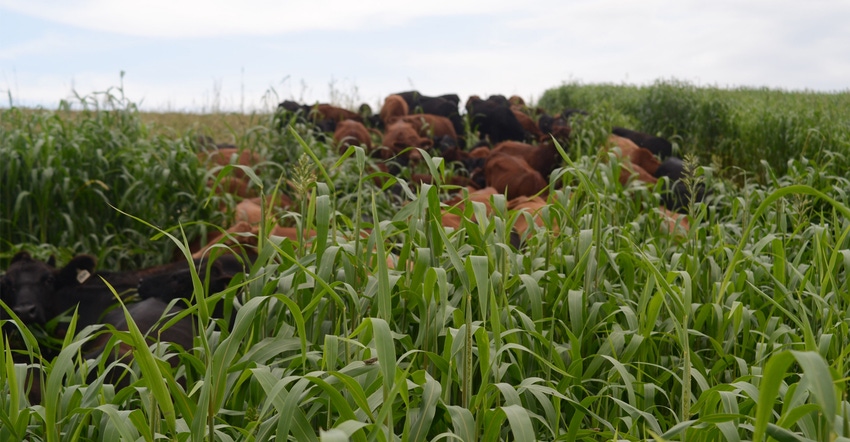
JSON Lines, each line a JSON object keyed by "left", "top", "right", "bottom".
{"left": 466, "top": 96, "right": 528, "bottom": 144}
{"left": 393, "top": 91, "right": 465, "bottom": 144}
{"left": 653, "top": 157, "right": 706, "bottom": 213}
{"left": 0, "top": 251, "right": 242, "bottom": 330}
{"left": 612, "top": 127, "right": 674, "bottom": 159}
{"left": 1, "top": 252, "right": 134, "bottom": 328}
{"left": 1, "top": 252, "right": 202, "bottom": 402}
{"left": 137, "top": 253, "right": 248, "bottom": 320}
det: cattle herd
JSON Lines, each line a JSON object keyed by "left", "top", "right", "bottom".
{"left": 0, "top": 90, "right": 705, "bottom": 403}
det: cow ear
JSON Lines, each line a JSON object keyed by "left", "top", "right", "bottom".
{"left": 11, "top": 251, "right": 32, "bottom": 264}
{"left": 57, "top": 255, "right": 97, "bottom": 286}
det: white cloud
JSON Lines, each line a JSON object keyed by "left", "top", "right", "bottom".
{"left": 0, "top": 0, "right": 521, "bottom": 38}
{"left": 0, "top": 33, "right": 71, "bottom": 60}
{"left": 2, "top": 0, "right": 848, "bottom": 111}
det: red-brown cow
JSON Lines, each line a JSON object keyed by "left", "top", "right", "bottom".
{"left": 333, "top": 119, "right": 373, "bottom": 154}
{"left": 379, "top": 95, "right": 409, "bottom": 126}
{"left": 378, "top": 120, "right": 433, "bottom": 161}
{"left": 490, "top": 140, "right": 561, "bottom": 179}
{"left": 197, "top": 147, "right": 263, "bottom": 179}
{"left": 511, "top": 109, "right": 545, "bottom": 142}
{"left": 389, "top": 114, "right": 458, "bottom": 142}
{"left": 484, "top": 153, "right": 548, "bottom": 200}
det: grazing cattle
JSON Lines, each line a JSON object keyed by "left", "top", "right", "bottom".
{"left": 209, "top": 175, "right": 256, "bottom": 199}
{"left": 358, "top": 103, "right": 376, "bottom": 124}
{"left": 490, "top": 141, "right": 561, "bottom": 179}
{"left": 197, "top": 147, "right": 264, "bottom": 180}
{"left": 509, "top": 95, "right": 526, "bottom": 106}
{"left": 14, "top": 293, "right": 194, "bottom": 404}
{"left": 439, "top": 187, "right": 523, "bottom": 248}
{"left": 511, "top": 109, "right": 545, "bottom": 142}
{"left": 390, "top": 114, "right": 459, "bottom": 142}
{"left": 437, "top": 94, "right": 461, "bottom": 107}
{"left": 0, "top": 252, "right": 233, "bottom": 329}
{"left": 94, "top": 297, "right": 194, "bottom": 354}
{"left": 311, "top": 104, "right": 362, "bottom": 124}
{"left": 484, "top": 153, "right": 548, "bottom": 200}
{"left": 460, "top": 157, "right": 487, "bottom": 189}
{"left": 619, "top": 162, "right": 658, "bottom": 186}
{"left": 538, "top": 114, "right": 572, "bottom": 146}
{"left": 379, "top": 120, "right": 433, "bottom": 161}
{"left": 629, "top": 147, "right": 661, "bottom": 176}
{"left": 333, "top": 119, "right": 373, "bottom": 154}
{"left": 394, "top": 91, "right": 464, "bottom": 143}
{"left": 276, "top": 100, "right": 363, "bottom": 135}
{"left": 441, "top": 187, "right": 499, "bottom": 229}
{"left": 653, "top": 157, "right": 706, "bottom": 213}
{"left": 659, "top": 207, "right": 690, "bottom": 236}
{"left": 468, "top": 146, "right": 491, "bottom": 158}
{"left": 2, "top": 252, "right": 135, "bottom": 327}
{"left": 485, "top": 94, "right": 510, "bottom": 107}
{"left": 607, "top": 135, "right": 641, "bottom": 157}
{"left": 508, "top": 196, "right": 552, "bottom": 237}
{"left": 379, "top": 95, "right": 409, "bottom": 126}
{"left": 233, "top": 195, "right": 293, "bottom": 225}
{"left": 606, "top": 135, "right": 661, "bottom": 186}
{"left": 278, "top": 100, "right": 307, "bottom": 115}
{"left": 434, "top": 135, "right": 462, "bottom": 160}
{"left": 192, "top": 221, "right": 316, "bottom": 259}
{"left": 612, "top": 127, "right": 673, "bottom": 159}
{"left": 198, "top": 147, "right": 264, "bottom": 199}
{"left": 136, "top": 253, "right": 249, "bottom": 322}
{"left": 466, "top": 95, "right": 527, "bottom": 144}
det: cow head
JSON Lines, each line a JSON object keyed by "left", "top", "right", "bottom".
{"left": 1, "top": 252, "right": 96, "bottom": 325}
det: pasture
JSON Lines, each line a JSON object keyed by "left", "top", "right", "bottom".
{"left": 2, "top": 80, "right": 850, "bottom": 441}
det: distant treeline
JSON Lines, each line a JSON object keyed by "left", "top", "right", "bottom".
{"left": 539, "top": 79, "right": 850, "bottom": 178}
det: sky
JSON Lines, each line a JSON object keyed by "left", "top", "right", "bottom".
{"left": 1, "top": 0, "right": 848, "bottom": 112}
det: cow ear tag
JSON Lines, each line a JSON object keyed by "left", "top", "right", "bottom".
{"left": 76, "top": 269, "right": 91, "bottom": 284}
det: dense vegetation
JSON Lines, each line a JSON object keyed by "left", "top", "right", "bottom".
{"left": 540, "top": 79, "right": 850, "bottom": 179}
{"left": 1, "top": 81, "right": 850, "bottom": 440}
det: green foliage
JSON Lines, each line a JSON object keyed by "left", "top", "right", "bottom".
{"left": 4, "top": 90, "right": 850, "bottom": 440}
{"left": 0, "top": 90, "right": 223, "bottom": 269}
{"left": 540, "top": 79, "right": 850, "bottom": 179}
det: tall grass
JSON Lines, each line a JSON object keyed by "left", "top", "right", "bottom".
{"left": 3, "top": 93, "right": 850, "bottom": 440}
{"left": 540, "top": 79, "right": 850, "bottom": 179}
{"left": 0, "top": 90, "right": 224, "bottom": 269}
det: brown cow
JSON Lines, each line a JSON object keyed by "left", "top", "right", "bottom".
{"left": 379, "top": 120, "right": 433, "bottom": 161}
{"left": 379, "top": 95, "right": 409, "bottom": 125}
{"left": 390, "top": 114, "right": 458, "bottom": 142}
{"left": 508, "top": 196, "right": 550, "bottom": 236}
{"left": 606, "top": 135, "right": 662, "bottom": 186}
{"left": 484, "top": 153, "right": 548, "bottom": 200}
{"left": 233, "top": 195, "right": 293, "bottom": 225}
{"left": 490, "top": 140, "right": 561, "bottom": 179}
{"left": 197, "top": 147, "right": 263, "bottom": 179}
{"left": 440, "top": 187, "right": 500, "bottom": 229}
{"left": 511, "top": 109, "right": 544, "bottom": 142}
{"left": 628, "top": 147, "right": 661, "bottom": 176}
{"left": 333, "top": 119, "right": 373, "bottom": 154}
{"left": 469, "top": 146, "right": 491, "bottom": 158}
{"left": 618, "top": 162, "right": 658, "bottom": 186}
{"left": 192, "top": 221, "right": 316, "bottom": 259}
{"left": 313, "top": 104, "right": 362, "bottom": 123}
{"left": 606, "top": 135, "right": 641, "bottom": 157}
{"left": 209, "top": 176, "right": 256, "bottom": 199}
{"left": 659, "top": 207, "right": 690, "bottom": 236}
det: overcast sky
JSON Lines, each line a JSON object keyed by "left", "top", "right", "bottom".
{"left": 1, "top": 1, "right": 848, "bottom": 112}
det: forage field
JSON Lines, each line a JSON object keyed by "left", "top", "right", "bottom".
{"left": 2, "top": 80, "right": 850, "bottom": 441}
